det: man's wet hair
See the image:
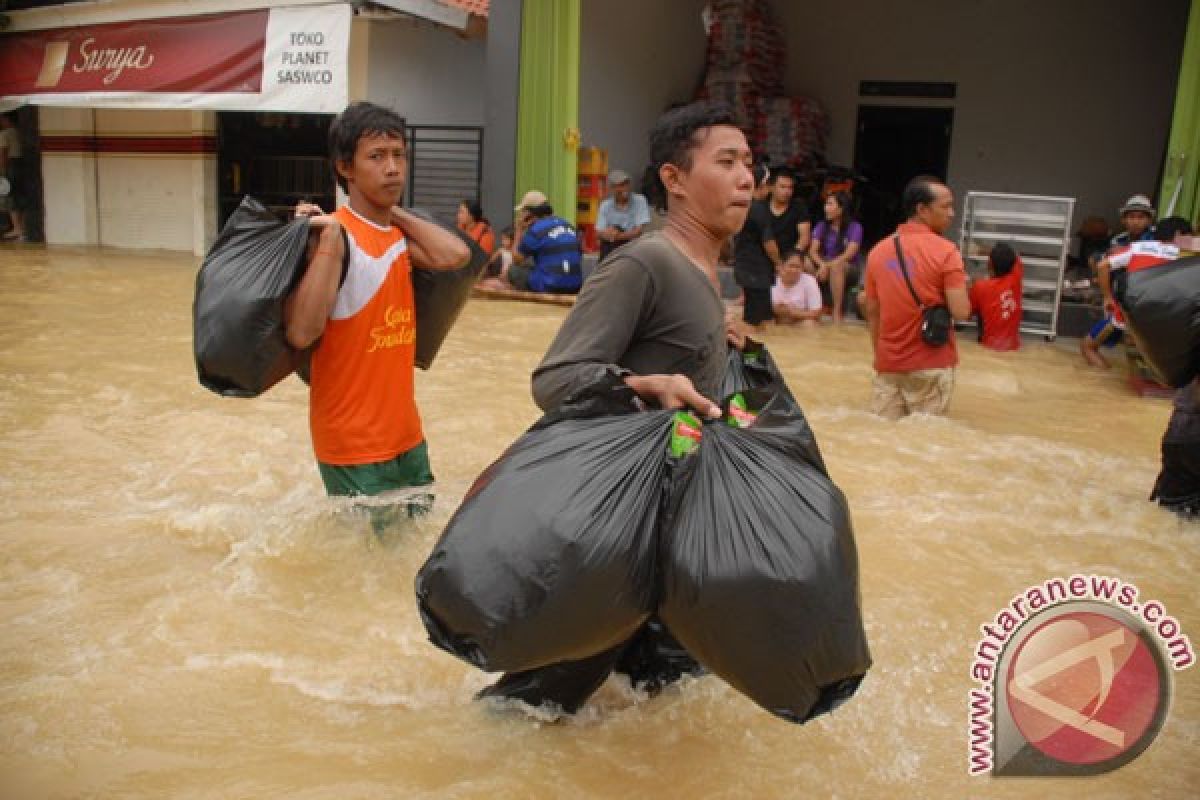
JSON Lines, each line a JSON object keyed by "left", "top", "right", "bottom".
{"left": 901, "top": 174, "right": 943, "bottom": 219}
{"left": 649, "top": 102, "right": 738, "bottom": 175}
{"left": 646, "top": 102, "right": 739, "bottom": 211}
{"left": 1154, "top": 215, "right": 1193, "bottom": 242}
{"left": 328, "top": 102, "right": 407, "bottom": 191}
{"left": 989, "top": 242, "right": 1018, "bottom": 277}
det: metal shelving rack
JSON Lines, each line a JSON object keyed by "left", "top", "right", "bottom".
{"left": 958, "top": 192, "right": 1075, "bottom": 341}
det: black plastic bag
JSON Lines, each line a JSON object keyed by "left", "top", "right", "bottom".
{"left": 415, "top": 379, "right": 669, "bottom": 673}
{"left": 719, "top": 338, "right": 795, "bottom": 402}
{"left": 720, "top": 342, "right": 821, "bottom": 472}
{"left": 417, "top": 353, "right": 870, "bottom": 722}
{"left": 660, "top": 388, "right": 871, "bottom": 723}
{"left": 1117, "top": 254, "right": 1200, "bottom": 388}
{"left": 193, "top": 196, "right": 312, "bottom": 397}
{"left": 411, "top": 214, "right": 489, "bottom": 369}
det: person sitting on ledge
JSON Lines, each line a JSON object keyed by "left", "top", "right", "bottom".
{"left": 509, "top": 190, "right": 583, "bottom": 294}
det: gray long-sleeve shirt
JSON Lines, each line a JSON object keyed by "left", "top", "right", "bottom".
{"left": 532, "top": 232, "right": 728, "bottom": 413}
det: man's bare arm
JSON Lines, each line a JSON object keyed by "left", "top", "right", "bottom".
{"left": 391, "top": 207, "right": 470, "bottom": 271}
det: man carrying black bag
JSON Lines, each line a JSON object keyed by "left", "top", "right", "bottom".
{"left": 478, "top": 101, "right": 753, "bottom": 713}
{"left": 286, "top": 102, "right": 468, "bottom": 507}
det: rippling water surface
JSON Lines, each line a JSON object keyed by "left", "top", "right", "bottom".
{"left": 0, "top": 246, "right": 1196, "bottom": 798}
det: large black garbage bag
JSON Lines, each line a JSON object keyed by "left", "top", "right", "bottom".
{"left": 411, "top": 214, "right": 488, "bottom": 369}
{"left": 721, "top": 342, "right": 821, "bottom": 472}
{"left": 415, "top": 378, "right": 672, "bottom": 673}
{"left": 660, "top": 388, "right": 871, "bottom": 723}
{"left": 193, "top": 196, "right": 313, "bottom": 397}
{"left": 719, "top": 338, "right": 794, "bottom": 401}
{"left": 1117, "top": 254, "right": 1200, "bottom": 388}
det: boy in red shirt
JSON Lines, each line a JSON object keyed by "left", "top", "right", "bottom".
{"left": 968, "top": 242, "right": 1023, "bottom": 351}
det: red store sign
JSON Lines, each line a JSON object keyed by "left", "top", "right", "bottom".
{"left": 0, "top": 4, "right": 350, "bottom": 112}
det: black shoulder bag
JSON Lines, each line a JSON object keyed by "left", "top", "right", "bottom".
{"left": 894, "top": 235, "right": 952, "bottom": 347}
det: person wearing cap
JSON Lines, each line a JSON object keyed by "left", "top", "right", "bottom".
{"left": 1110, "top": 194, "right": 1157, "bottom": 250}
{"left": 510, "top": 190, "right": 583, "bottom": 294}
{"left": 595, "top": 168, "right": 651, "bottom": 260}
{"left": 1080, "top": 201, "right": 1175, "bottom": 369}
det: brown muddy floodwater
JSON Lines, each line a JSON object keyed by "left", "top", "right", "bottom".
{"left": 0, "top": 245, "right": 1197, "bottom": 799}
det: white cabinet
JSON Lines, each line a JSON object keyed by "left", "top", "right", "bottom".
{"left": 958, "top": 192, "right": 1075, "bottom": 340}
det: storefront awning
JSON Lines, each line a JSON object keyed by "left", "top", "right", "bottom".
{"left": 0, "top": 3, "right": 351, "bottom": 113}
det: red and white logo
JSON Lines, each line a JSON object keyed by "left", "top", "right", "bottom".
{"left": 968, "top": 577, "right": 1190, "bottom": 778}
{"left": 1005, "top": 610, "right": 1163, "bottom": 767}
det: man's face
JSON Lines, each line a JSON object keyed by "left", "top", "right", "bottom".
{"left": 918, "top": 184, "right": 955, "bottom": 235}
{"left": 613, "top": 180, "right": 631, "bottom": 203}
{"left": 771, "top": 176, "right": 795, "bottom": 205}
{"left": 1123, "top": 210, "right": 1153, "bottom": 237}
{"left": 337, "top": 131, "right": 408, "bottom": 211}
{"left": 666, "top": 124, "right": 754, "bottom": 238}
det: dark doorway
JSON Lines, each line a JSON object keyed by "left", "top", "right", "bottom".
{"left": 853, "top": 105, "right": 954, "bottom": 249}
{"left": 217, "top": 112, "right": 335, "bottom": 227}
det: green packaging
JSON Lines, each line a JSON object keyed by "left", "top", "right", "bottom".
{"left": 725, "top": 392, "right": 759, "bottom": 429}
{"left": 669, "top": 410, "right": 703, "bottom": 457}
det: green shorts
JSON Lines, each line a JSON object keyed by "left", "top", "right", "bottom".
{"left": 318, "top": 441, "right": 434, "bottom": 497}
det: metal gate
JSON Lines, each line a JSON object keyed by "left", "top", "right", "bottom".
{"left": 404, "top": 125, "right": 484, "bottom": 227}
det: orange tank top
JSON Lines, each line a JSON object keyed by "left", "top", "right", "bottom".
{"left": 309, "top": 206, "right": 422, "bottom": 465}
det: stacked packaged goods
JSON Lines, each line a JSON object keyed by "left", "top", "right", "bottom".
{"left": 704, "top": 0, "right": 784, "bottom": 97}
{"left": 758, "top": 96, "right": 831, "bottom": 170}
{"left": 697, "top": 0, "right": 827, "bottom": 168}
{"left": 697, "top": 64, "right": 761, "bottom": 135}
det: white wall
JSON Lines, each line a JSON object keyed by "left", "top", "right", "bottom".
{"left": 40, "top": 107, "right": 99, "bottom": 246}
{"left": 365, "top": 16, "right": 486, "bottom": 125}
{"left": 778, "top": 0, "right": 1189, "bottom": 226}
{"left": 93, "top": 109, "right": 213, "bottom": 253}
{"left": 580, "top": 0, "right": 709, "bottom": 182}
{"left": 39, "top": 107, "right": 214, "bottom": 253}
{"left": 578, "top": 0, "right": 1188, "bottom": 226}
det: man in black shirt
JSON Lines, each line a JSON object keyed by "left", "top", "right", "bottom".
{"left": 733, "top": 163, "right": 782, "bottom": 329}
{"left": 765, "top": 167, "right": 811, "bottom": 258}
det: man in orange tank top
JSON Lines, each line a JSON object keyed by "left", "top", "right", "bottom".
{"left": 284, "top": 102, "right": 469, "bottom": 509}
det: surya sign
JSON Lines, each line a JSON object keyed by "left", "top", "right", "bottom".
{"left": 0, "top": 5, "right": 350, "bottom": 112}
{"left": 69, "top": 37, "right": 156, "bottom": 86}
{"left": 2, "top": 10, "right": 267, "bottom": 95}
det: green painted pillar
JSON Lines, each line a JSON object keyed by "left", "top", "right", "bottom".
{"left": 1159, "top": 0, "right": 1200, "bottom": 225}
{"left": 515, "top": 0, "right": 580, "bottom": 223}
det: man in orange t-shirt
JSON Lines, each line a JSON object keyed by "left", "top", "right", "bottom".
{"left": 284, "top": 102, "right": 468, "bottom": 507}
{"left": 863, "top": 176, "right": 970, "bottom": 419}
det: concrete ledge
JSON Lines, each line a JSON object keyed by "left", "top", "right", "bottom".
{"left": 471, "top": 285, "right": 577, "bottom": 307}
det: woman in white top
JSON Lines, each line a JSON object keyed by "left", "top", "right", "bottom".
{"left": 771, "top": 250, "right": 823, "bottom": 327}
